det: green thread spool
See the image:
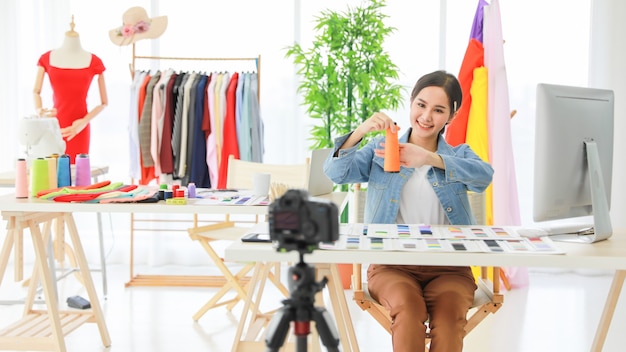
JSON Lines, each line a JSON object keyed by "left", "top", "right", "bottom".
{"left": 30, "top": 158, "right": 49, "bottom": 197}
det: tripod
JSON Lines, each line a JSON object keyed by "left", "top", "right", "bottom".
{"left": 264, "top": 252, "right": 340, "bottom": 352}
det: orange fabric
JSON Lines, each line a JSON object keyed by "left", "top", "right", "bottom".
{"left": 137, "top": 74, "right": 156, "bottom": 185}
{"left": 445, "top": 39, "right": 484, "bottom": 146}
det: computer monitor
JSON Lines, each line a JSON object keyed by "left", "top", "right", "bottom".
{"left": 533, "top": 83, "right": 614, "bottom": 243}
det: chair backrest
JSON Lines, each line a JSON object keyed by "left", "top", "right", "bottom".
{"left": 225, "top": 155, "right": 310, "bottom": 190}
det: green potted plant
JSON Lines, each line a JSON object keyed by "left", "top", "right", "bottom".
{"left": 285, "top": 0, "right": 404, "bottom": 152}
{"left": 286, "top": 0, "right": 403, "bottom": 288}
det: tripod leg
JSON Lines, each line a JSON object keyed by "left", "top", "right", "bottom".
{"left": 313, "top": 306, "right": 341, "bottom": 352}
{"left": 265, "top": 306, "right": 295, "bottom": 352}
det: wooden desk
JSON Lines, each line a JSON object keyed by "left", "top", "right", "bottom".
{"left": 0, "top": 192, "right": 348, "bottom": 351}
{"left": 225, "top": 228, "right": 626, "bottom": 352}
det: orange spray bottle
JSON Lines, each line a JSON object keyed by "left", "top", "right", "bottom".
{"left": 384, "top": 122, "right": 400, "bottom": 172}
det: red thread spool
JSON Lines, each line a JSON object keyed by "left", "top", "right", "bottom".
{"left": 175, "top": 189, "right": 185, "bottom": 198}
{"left": 384, "top": 123, "right": 400, "bottom": 172}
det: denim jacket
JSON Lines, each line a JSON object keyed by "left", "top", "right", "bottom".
{"left": 324, "top": 129, "right": 494, "bottom": 225}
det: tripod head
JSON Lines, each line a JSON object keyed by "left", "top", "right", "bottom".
{"left": 283, "top": 258, "right": 327, "bottom": 325}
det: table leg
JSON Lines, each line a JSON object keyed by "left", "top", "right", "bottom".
{"left": 316, "top": 263, "right": 360, "bottom": 352}
{"left": 96, "top": 212, "right": 107, "bottom": 297}
{"left": 63, "top": 213, "right": 111, "bottom": 347}
{"left": 27, "top": 217, "right": 67, "bottom": 352}
{"left": 591, "top": 269, "right": 626, "bottom": 352}
{"left": 231, "top": 262, "right": 267, "bottom": 352}
{"left": 0, "top": 226, "right": 15, "bottom": 287}
{"left": 13, "top": 223, "right": 22, "bottom": 282}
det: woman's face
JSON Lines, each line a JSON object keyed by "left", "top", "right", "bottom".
{"left": 409, "top": 86, "right": 453, "bottom": 142}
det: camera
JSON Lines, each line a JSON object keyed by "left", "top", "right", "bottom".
{"left": 268, "top": 189, "right": 339, "bottom": 253}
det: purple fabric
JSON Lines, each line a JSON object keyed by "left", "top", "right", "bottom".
{"left": 470, "top": 0, "right": 488, "bottom": 43}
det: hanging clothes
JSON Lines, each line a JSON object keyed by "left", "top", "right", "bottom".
{"left": 217, "top": 72, "right": 240, "bottom": 189}
{"left": 128, "top": 64, "right": 262, "bottom": 188}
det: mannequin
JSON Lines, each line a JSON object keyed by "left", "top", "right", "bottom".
{"left": 33, "top": 16, "right": 108, "bottom": 163}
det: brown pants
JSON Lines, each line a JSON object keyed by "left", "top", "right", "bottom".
{"left": 367, "top": 264, "right": 477, "bottom": 352}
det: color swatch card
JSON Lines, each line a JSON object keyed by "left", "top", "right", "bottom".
{"left": 361, "top": 224, "right": 522, "bottom": 239}
{"left": 318, "top": 224, "right": 564, "bottom": 254}
{"left": 192, "top": 191, "right": 269, "bottom": 206}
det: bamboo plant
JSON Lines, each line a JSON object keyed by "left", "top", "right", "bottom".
{"left": 285, "top": 0, "right": 404, "bottom": 151}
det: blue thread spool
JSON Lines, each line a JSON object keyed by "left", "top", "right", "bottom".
{"left": 57, "top": 154, "right": 71, "bottom": 187}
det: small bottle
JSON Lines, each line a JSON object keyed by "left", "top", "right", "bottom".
{"left": 187, "top": 182, "right": 196, "bottom": 198}
{"left": 384, "top": 122, "right": 400, "bottom": 172}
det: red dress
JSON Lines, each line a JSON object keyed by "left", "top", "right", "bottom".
{"left": 37, "top": 51, "right": 106, "bottom": 163}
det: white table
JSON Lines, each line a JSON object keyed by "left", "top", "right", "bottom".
{"left": 225, "top": 228, "right": 626, "bottom": 352}
{"left": 0, "top": 166, "right": 110, "bottom": 295}
{"left": 0, "top": 191, "right": 348, "bottom": 351}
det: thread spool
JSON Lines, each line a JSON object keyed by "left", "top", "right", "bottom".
{"left": 384, "top": 122, "right": 400, "bottom": 172}
{"left": 46, "top": 156, "right": 58, "bottom": 189}
{"left": 15, "top": 158, "right": 28, "bottom": 198}
{"left": 75, "top": 153, "right": 91, "bottom": 186}
{"left": 187, "top": 183, "right": 196, "bottom": 198}
{"left": 30, "top": 158, "right": 49, "bottom": 197}
{"left": 57, "top": 154, "right": 71, "bottom": 187}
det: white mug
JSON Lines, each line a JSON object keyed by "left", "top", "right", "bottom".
{"left": 252, "top": 173, "right": 271, "bottom": 196}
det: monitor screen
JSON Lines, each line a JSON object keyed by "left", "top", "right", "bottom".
{"left": 533, "top": 83, "right": 614, "bottom": 242}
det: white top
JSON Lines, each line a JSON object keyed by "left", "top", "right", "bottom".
{"left": 396, "top": 165, "right": 448, "bottom": 225}
{"left": 49, "top": 33, "right": 91, "bottom": 69}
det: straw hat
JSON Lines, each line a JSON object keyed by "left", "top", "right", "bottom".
{"left": 109, "top": 7, "right": 167, "bottom": 46}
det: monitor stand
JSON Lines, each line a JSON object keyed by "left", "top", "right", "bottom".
{"left": 549, "top": 140, "right": 612, "bottom": 244}
{"left": 548, "top": 226, "right": 596, "bottom": 243}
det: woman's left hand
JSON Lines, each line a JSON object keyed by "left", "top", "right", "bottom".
{"left": 374, "top": 143, "right": 444, "bottom": 169}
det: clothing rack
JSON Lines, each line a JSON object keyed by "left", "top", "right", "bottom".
{"left": 129, "top": 43, "right": 261, "bottom": 100}
{"left": 126, "top": 44, "right": 263, "bottom": 287}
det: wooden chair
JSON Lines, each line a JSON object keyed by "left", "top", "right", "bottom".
{"left": 188, "top": 155, "right": 309, "bottom": 321}
{"left": 350, "top": 188, "right": 504, "bottom": 350}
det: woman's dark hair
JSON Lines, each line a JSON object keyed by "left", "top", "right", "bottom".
{"left": 410, "top": 70, "right": 463, "bottom": 118}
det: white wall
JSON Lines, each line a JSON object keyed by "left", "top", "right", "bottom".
{"left": 589, "top": 0, "right": 626, "bottom": 230}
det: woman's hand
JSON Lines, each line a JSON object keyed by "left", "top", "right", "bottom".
{"left": 61, "top": 118, "right": 87, "bottom": 141}
{"left": 339, "top": 112, "right": 400, "bottom": 151}
{"left": 374, "top": 143, "right": 444, "bottom": 169}
{"left": 399, "top": 143, "right": 445, "bottom": 169}
{"left": 356, "top": 112, "right": 399, "bottom": 136}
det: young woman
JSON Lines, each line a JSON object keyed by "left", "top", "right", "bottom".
{"left": 324, "top": 70, "right": 494, "bottom": 352}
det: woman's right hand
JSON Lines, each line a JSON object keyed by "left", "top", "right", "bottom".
{"left": 338, "top": 112, "right": 400, "bottom": 151}
{"left": 356, "top": 112, "right": 398, "bottom": 136}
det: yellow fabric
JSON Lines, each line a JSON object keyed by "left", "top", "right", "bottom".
{"left": 465, "top": 67, "right": 493, "bottom": 226}
{"left": 465, "top": 67, "right": 499, "bottom": 283}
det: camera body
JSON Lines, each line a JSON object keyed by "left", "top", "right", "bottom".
{"left": 269, "top": 189, "right": 339, "bottom": 253}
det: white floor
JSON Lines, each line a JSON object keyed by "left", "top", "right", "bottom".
{"left": 1, "top": 262, "right": 626, "bottom": 352}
